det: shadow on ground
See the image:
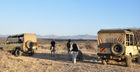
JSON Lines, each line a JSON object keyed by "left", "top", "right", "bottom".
{"left": 27, "top": 52, "right": 101, "bottom": 64}
{"left": 24, "top": 52, "right": 129, "bottom": 66}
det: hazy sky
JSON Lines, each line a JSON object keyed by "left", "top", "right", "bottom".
{"left": 0, "top": 0, "right": 140, "bottom": 35}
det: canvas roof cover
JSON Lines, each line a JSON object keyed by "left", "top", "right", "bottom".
{"left": 8, "top": 34, "right": 24, "bottom": 38}
{"left": 98, "top": 29, "right": 127, "bottom": 48}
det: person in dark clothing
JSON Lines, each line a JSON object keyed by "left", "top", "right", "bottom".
{"left": 50, "top": 39, "right": 56, "bottom": 57}
{"left": 67, "top": 39, "right": 71, "bottom": 55}
{"left": 71, "top": 41, "right": 79, "bottom": 63}
{"left": 51, "top": 40, "right": 55, "bottom": 47}
{"left": 72, "top": 43, "right": 78, "bottom": 52}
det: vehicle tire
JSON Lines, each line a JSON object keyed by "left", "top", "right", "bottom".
{"left": 15, "top": 49, "right": 22, "bottom": 57}
{"left": 28, "top": 50, "right": 34, "bottom": 56}
{"left": 135, "top": 56, "right": 140, "bottom": 64}
{"left": 111, "top": 43, "right": 125, "bottom": 56}
{"left": 125, "top": 56, "right": 132, "bottom": 67}
{"left": 26, "top": 40, "right": 34, "bottom": 48}
{"left": 102, "top": 60, "right": 107, "bottom": 65}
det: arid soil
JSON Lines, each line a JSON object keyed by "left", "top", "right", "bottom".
{"left": 0, "top": 41, "right": 140, "bottom": 72}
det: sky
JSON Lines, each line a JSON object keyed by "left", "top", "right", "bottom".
{"left": 0, "top": 0, "right": 140, "bottom": 36}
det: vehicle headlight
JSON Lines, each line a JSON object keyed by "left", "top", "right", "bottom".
{"left": 32, "top": 43, "right": 37, "bottom": 49}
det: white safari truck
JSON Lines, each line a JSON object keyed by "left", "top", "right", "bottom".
{"left": 97, "top": 29, "right": 140, "bottom": 67}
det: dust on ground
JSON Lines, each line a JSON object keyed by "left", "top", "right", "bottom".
{"left": 0, "top": 41, "right": 140, "bottom": 72}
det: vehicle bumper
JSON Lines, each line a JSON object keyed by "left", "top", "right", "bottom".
{"left": 97, "top": 53, "right": 125, "bottom": 60}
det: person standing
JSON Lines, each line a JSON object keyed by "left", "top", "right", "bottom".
{"left": 67, "top": 39, "right": 71, "bottom": 55}
{"left": 50, "top": 39, "right": 56, "bottom": 57}
{"left": 71, "top": 41, "right": 79, "bottom": 64}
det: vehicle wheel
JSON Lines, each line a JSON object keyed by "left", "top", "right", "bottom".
{"left": 135, "top": 56, "right": 140, "bottom": 64}
{"left": 102, "top": 60, "right": 107, "bottom": 65}
{"left": 15, "top": 49, "right": 22, "bottom": 57}
{"left": 111, "top": 43, "right": 125, "bottom": 56}
{"left": 125, "top": 56, "right": 132, "bottom": 67}
{"left": 28, "top": 50, "right": 34, "bottom": 56}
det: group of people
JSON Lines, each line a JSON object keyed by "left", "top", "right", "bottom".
{"left": 50, "top": 39, "right": 81, "bottom": 64}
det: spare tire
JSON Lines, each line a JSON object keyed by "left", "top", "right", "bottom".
{"left": 111, "top": 43, "right": 125, "bottom": 56}
{"left": 26, "top": 40, "right": 34, "bottom": 48}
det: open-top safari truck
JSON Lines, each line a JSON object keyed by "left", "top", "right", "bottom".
{"left": 1, "top": 33, "right": 37, "bottom": 56}
{"left": 97, "top": 29, "right": 140, "bottom": 67}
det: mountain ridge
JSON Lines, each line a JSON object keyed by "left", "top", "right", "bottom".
{"left": 0, "top": 34, "right": 97, "bottom": 40}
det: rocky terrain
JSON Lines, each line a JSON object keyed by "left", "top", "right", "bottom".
{"left": 0, "top": 41, "right": 140, "bottom": 72}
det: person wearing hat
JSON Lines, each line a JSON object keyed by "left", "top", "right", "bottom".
{"left": 71, "top": 41, "right": 79, "bottom": 63}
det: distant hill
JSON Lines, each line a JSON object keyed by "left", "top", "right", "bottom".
{"left": 0, "top": 34, "right": 97, "bottom": 40}
{"left": 0, "top": 35, "right": 7, "bottom": 37}
{"left": 37, "top": 34, "right": 97, "bottom": 40}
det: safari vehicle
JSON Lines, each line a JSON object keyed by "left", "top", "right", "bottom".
{"left": 97, "top": 29, "right": 140, "bottom": 67}
{"left": 1, "top": 33, "right": 37, "bottom": 56}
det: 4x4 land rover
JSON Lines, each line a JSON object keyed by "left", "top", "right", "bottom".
{"left": 1, "top": 33, "right": 37, "bottom": 56}
{"left": 97, "top": 29, "right": 140, "bottom": 67}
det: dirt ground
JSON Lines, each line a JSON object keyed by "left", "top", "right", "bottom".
{"left": 1, "top": 41, "right": 140, "bottom": 72}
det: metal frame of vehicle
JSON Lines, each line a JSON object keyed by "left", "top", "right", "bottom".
{"left": 2, "top": 33, "right": 37, "bottom": 56}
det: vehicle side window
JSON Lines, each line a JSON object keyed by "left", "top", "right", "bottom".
{"left": 126, "top": 34, "right": 134, "bottom": 46}
{"left": 6, "top": 37, "right": 23, "bottom": 44}
{"left": 130, "top": 35, "right": 134, "bottom": 45}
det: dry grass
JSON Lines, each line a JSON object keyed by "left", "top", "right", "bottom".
{"left": 0, "top": 40, "right": 140, "bottom": 72}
